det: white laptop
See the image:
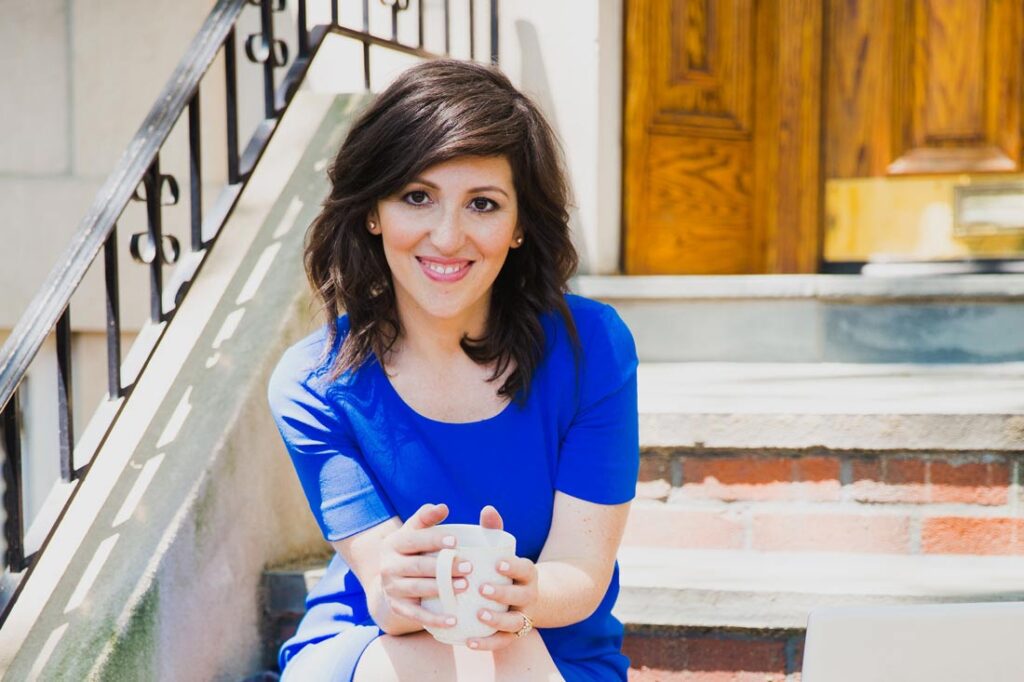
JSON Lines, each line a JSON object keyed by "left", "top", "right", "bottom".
{"left": 802, "top": 602, "right": 1024, "bottom": 682}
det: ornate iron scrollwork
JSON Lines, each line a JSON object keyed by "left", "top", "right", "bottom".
{"left": 131, "top": 173, "right": 180, "bottom": 206}
{"left": 245, "top": 0, "right": 289, "bottom": 68}
{"left": 129, "top": 174, "right": 181, "bottom": 266}
{"left": 129, "top": 231, "right": 180, "bottom": 266}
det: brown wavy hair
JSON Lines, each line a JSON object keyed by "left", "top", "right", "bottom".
{"left": 304, "top": 58, "right": 581, "bottom": 405}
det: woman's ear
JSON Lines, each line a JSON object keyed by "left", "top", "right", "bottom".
{"left": 367, "top": 210, "right": 380, "bottom": 235}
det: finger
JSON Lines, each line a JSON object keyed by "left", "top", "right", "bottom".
{"left": 388, "top": 597, "right": 458, "bottom": 629}
{"left": 477, "top": 608, "right": 530, "bottom": 634}
{"left": 479, "top": 505, "right": 503, "bottom": 530}
{"left": 396, "top": 555, "right": 473, "bottom": 578}
{"left": 478, "top": 582, "right": 534, "bottom": 607}
{"left": 388, "top": 576, "right": 470, "bottom": 599}
{"left": 495, "top": 556, "right": 535, "bottom": 583}
{"left": 391, "top": 527, "right": 458, "bottom": 555}
{"left": 404, "top": 502, "right": 449, "bottom": 531}
{"left": 467, "top": 631, "right": 516, "bottom": 652}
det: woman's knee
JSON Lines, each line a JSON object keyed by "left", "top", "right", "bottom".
{"left": 353, "top": 631, "right": 492, "bottom": 682}
{"left": 492, "top": 630, "right": 564, "bottom": 682}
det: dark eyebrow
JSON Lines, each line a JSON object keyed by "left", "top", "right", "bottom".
{"left": 409, "top": 177, "right": 509, "bottom": 199}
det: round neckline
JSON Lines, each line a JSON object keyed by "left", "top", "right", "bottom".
{"left": 371, "top": 354, "right": 516, "bottom": 427}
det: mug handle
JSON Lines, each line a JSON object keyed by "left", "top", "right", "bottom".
{"left": 435, "top": 548, "right": 459, "bottom": 616}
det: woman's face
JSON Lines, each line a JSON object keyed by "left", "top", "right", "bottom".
{"left": 370, "top": 155, "right": 522, "bottom": 328}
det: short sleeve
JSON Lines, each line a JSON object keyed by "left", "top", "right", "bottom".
{"left": 554, "top": 303, "right": 640, "bottom": 505}
{"left": 266, "top": 346, "right": 395, "bottom": 542}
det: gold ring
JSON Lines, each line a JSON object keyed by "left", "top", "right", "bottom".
{"left": 513, "top": 610, "right": 534, "bottom": 639}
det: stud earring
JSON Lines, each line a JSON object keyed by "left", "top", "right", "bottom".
{"left": 369, "top": 221, "right": 377, "bottom": 233}
{"left": 514, "top": 236, "right": 523, "bottom": 246}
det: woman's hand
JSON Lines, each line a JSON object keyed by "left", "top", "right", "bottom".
{"left": 467, "top": 505, "right": 540, "bottom": 651}
{"left": 377, "top": 502, "right": 472, "bottom": 630}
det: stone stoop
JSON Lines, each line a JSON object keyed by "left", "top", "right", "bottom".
{"left": 615, "top": 360, "right": 1024, "bottom": 679}
{"left": 615, "top": 547, "right": 1024, "bottom": 681}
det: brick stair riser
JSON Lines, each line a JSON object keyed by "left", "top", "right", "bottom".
{"left": 624, "top": 627, "right": 804, "bottom": 682}
{"left": 629, "top": 450, "right": 1024, "bottom": 556}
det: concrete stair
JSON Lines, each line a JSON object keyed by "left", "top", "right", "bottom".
{"left": 573, "top": 274, "right": 1024, "bottom": 363}
{"left": 618, "top": 359, "right": 1024, "bottom": 680}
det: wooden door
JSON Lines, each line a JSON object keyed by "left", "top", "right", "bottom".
{"left": 823, "top": 0, "right": 1024, "bottom": 264}
{"left": 623, "top": 0, "right": 823, "bottom": 274}
{"left": 623, "top": 1, "right": 1024, "bottom": 274}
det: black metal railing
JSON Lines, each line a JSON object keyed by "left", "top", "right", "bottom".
{"left": 0, "top": 0, "right": 498, "bottom": 625}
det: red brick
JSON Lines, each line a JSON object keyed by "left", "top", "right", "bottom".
{"left": 849, "top": 458, "right": 928, "bottom": 504}
{"left": 624, "top": 633, "right": 788, "bottom": 681}
{"left": 752, "top": 513, "right": 910, "bottom": 553}
{"left": 887, "top": 459, "right": 926, "bottom": 484}
{"left": 921, "top": 517, "right": 1024, "bottom": 555}
{"left": 930, "top": 461, "right": 1010, "bottom": 506}
{"left": 684, "top": 457, "right": 793, "bottom": 486}
{"left": 795, "top": 457, "right": 840, "bottom": 482}
{"left": 639, "top": 453, "right": 673, "bottom": 483}
{"left": 623, "top": 504, "right": 744, "bottom": 550}
{"left": 682, "top": 457, "right": 840, "bottom": 503}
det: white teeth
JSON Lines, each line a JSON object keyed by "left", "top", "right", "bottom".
{"left": 423, "top": 261, "right": 466, "bottom": 275}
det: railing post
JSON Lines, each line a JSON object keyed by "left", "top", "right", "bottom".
{"left": 225, "top": 27, "right": 240, "bottom": 184}
{"left": 490, "top": 0, "right": 499, "bottom": 64}
{"left": 104, "top": 226, "right": 122, "bottom": 400}
{"left": 1, "top": 391, "right": 25, "bottom": 573}
{"left": 188, "top": 91, "right": 203, "bottom": 251}
{"left": 56, "top": 306, "right": 75, "bottom": 482}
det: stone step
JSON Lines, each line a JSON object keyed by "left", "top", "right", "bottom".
{"left": 616, "top": 546, "right": 1024, "bottom": 681}
{"left": 631, "top": 362, "right": 1024, "bottom": 559}
{"left": 637, "top": 362, "right": 1024, "bottom": 453}
{"left": 572, "top": 274, "right": 1024, "bottom": 363}
{"left": 263, "top": 547, "right": 1024, "bottom": 680}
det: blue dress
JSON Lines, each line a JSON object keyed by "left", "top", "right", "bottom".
{"left": 266, "top": 293, "right": 640, "bottom": 681}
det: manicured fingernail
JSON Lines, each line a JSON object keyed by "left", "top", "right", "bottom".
{"left": 480, "top": 610, "right": 493, "bottom": 621}
{"left": 445, "top": 616, "right": 457, "bottom": 625}
{"left": 481, "top": 584, "right": 495, "bottom": 596}
{"left": 453, "top": 578, "right": 467, "bottom": 589}
{"left": 469, "top": 640, "right": 479, "bottom": 649}
{"left": 443, "top": 535, "right": 456, "bottom": 547}
{"left": 499, "top": 561, "right": 510, "bottom": 572}
{"left": 458, "top": 561, "right": 472, "bottom": 573}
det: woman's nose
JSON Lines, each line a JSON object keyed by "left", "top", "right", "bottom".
{"left": 429, "top": 206, "right": 466, "bottom": 254}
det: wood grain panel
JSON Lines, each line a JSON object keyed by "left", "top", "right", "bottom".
{"left": 889, "top": 0, "right": 1020, "bottom": 173}
{"left": 756, "top": 0, "right": 825, "bottom": 272}
{"left": 624, "top": 0, "right": 823, "bottom": 274}
{"left": 825, "top": 0, "right": 896, "bottom": 178}
{"left": 656, "top": 0, "right": 754, "bottom": 133}
{"left": 826, "top": 0, "right": 1022, "bottom": 177}
{"left": 635, "top": 135, "right": 753, "bottom": 273}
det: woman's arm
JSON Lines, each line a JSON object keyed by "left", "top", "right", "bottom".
{"left": 332, "top": 503, "right": 470, "bottom": 636}
{"left": 529, "top": 490, "right": 631, "bottom": 629}
{"left": 332, "top": 517, "right": 422, "bottom": 635}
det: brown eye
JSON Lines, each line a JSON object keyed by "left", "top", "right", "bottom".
{"left": 404, "top": 191, "right": 430, "bottom": 205}
{"left": 471, "top": 198, "right": 497, "bottom": 212}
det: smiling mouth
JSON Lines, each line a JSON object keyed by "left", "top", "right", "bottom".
{"left": 416, "top": 257, "right": 474, "bottom": 281}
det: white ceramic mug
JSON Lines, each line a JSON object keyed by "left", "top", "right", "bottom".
{"left": 421, "top": 524, "right": 517, "bottom": 645}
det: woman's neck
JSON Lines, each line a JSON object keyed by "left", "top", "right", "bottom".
{"left": 393, "top": 296, "right": 490, "bottom": 365}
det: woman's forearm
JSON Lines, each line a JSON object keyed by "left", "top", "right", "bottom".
{"left": 527, "top": 559, "right": 607, "bottom": 629}
{"left": 366, "top": 574, "right": 426, "bottom": 636}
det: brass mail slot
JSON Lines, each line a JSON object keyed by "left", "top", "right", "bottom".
{"left": 954, "top": 183, "right": 1024, "bottom": 237}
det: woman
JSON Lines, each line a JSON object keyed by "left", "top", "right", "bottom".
{"left": 266, "top": 58, "right": 639, "bottom": 681}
